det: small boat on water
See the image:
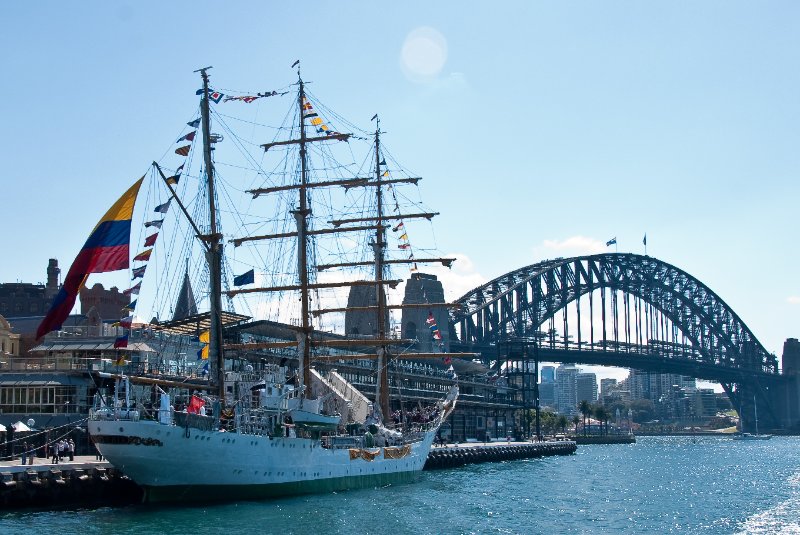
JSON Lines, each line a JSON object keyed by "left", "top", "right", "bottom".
{"left": 39, "top": 64, "right": 463, "bottom": 502}
{"left": 732, "top": 432, "right": 772, "bottom": 441}
{"left": 733, "top": 395, "right": 772, "bottom": 441}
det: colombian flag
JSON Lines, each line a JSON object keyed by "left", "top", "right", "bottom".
{"left": 37, "top": 177, "right": 144, "bottom": 338}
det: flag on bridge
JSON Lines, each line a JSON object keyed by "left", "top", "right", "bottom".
{"left": 606, "top": 237, "right": 617, "bottom": 247}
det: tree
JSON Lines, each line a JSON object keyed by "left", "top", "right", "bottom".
{"left": 579, "top": 400, "right": 592, "bottom": 436}
{"left": 557, "top": 414, "right": 568, "bottom": 433}
{"left": 571, "top": 415, "right": 580, "bottom": 435}
{"left": 539, "top": 410, "right": 558, "bottom": 436}
{"left": 594, "top": 406, "right": 609, "bottom": 435}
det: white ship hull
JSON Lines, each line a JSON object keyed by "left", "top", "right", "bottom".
{"left": 90, "top": 418, "right": 435, "bottom": 502}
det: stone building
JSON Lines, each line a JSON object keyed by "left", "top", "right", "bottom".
{"left": 343, "top": 285, "right": 389, "bottom": 337}
{"left": 0, "top": 314, "right": 21, "bottom": 358}
{"left": 400, "top": 273, "right": 449, "bottom": 352}
{"left": 0, "top": 259, "right": 60, "bottom": 317}
{"left": 79, "top": 283, "right": 130, "bottom": 320}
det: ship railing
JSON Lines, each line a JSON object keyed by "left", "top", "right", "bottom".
{"left": 233, "top": 409, "right": 280, "bottom": 437}
{"left": 322, "top": 435, "right": 366, "bottom": 449}
{"left": 174, "top": 411, "right": 216, "bottom": 432}
{"left": 90, "top": 407, "right": 141, "bottom": 422}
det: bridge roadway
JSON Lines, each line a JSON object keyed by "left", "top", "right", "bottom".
{"left": 476, "top": 342, "right": 789, "bottom": 385}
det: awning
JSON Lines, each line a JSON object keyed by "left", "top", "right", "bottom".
{"left": 0, "top": 374, "right": 94, "bottom": 387}
{"left": 29, "top": 341, "right": 156, "bottom": 353}
{"left": 0, "top": 380, "right": 67, "bottom": 387}
{"left": 154, "top": 311, "right": 250, "bottom": 336}
{"left": 12, "top": 421, "right": 31, "bottom": 432}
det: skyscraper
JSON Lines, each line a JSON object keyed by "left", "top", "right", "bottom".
{"left": 576, "top": 372, "right": 598, "bottom": 403}
{"left": 555, "top": 365, "right": 578, "bottom": 414}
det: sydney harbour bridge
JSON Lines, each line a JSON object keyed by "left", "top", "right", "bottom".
{"left": 447, "top": 253, "right": 799, "bottom": 433}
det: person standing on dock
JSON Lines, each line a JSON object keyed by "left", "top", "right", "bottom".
{"left": 68, "top": 439, "right": 75, "bottom": 462}
{"left": 21, "top": 442, "right": 28, "bottom": 465}
{"left": 51, "top": 443, "right": 59, "bottom": 464}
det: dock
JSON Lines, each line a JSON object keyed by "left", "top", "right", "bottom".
{"left": 0, "top": 455, "right": 142, "bottom": 509}
{"left": 424, "top": 440, "right": 577, "bottom": 470}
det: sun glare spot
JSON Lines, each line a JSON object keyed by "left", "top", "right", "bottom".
{"left": 400, "top": 27, "right": 448, "bottom": 82}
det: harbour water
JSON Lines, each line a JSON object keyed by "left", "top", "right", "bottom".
{"left": 2, "top": 436, "right": 798, "bottom": 534}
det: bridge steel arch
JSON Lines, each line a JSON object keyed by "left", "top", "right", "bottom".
{"left": 450, "top": 254, "right": 783, "bottom": 428}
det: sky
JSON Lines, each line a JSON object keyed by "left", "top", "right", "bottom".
{"left": 2, "top": 2, "right": 799, "bottom": 389}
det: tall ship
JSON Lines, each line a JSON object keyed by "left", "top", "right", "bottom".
{"left": 38, "top": 65, "right": 463, "bottom": 502}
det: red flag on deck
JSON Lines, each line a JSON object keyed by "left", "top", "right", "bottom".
{"left": 187, "top": 395, "right": 206, "bottom": 415}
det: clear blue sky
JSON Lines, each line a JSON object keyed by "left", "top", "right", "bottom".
{"left": 2, "top": 2, "right": 799, "bottom": 385}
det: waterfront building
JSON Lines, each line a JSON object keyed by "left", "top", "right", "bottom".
{"left": 691, "top": 388, "right": 718, "bottom": 418}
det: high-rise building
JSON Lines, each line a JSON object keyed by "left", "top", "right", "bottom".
{"left": 576, "top": 372, "right": 598, "bottom": 403}
{"left": 541, "top": 365, "right": 555, "bottom": 383}
{"left": 539, "top": 382, "right": 556, "bottom": 409}
{"left": 627, "top": 370, "right": 697, "bottom": 402}
{"left": 600, "top": 378, "right": 617, "bottom": 396}
{"left": 555, "top": 364, "right": 578, "bottom": 414}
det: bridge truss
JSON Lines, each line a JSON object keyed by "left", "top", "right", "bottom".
{"left": 450, "top": 253, "right": 783, "bottom": 430}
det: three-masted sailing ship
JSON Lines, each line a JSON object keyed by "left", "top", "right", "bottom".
{"left": 84, "top": 65, "right": 462, "bottom": 502}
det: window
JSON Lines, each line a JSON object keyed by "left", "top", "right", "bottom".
{"left": 405, "top": 322, "right": 417, "bottom": 340}
{"left": 0, "top": 385, "right": 78, "bottom": 414}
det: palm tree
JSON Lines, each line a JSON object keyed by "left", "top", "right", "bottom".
{"left": 557, "top": 414, "right": 568, "bottom": 434}
{"left": 594, "top": 406, "right": 609, "bottom": 435}
{"left": 571, "top": 415, "right": 580, "bottom": 436}
{"left": 579, "top": 400, "right": 591, "bottom": 436}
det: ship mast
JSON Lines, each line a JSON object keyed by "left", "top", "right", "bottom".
{"left": 295, "top": 76, "right": 312, "bottom": 395}
{"left": 197, "top": 66, "right": 226, "bottom": 400}
{"left": 372, "top": 118, "right": 391, "bottom": 420}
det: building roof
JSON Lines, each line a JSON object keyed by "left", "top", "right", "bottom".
{"left": 4, "top": 314, "right": 87, "bottom": 335}
{"left": 0, "top": 373, "right": 93, "bottom": 386}
{"left": 29, "top": 340, "right": 156, "bottom": 353}
{"left": 155, "top": 310, "right": 250, "bottom": 336}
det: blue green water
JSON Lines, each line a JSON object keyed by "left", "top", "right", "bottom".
{"left": 3, "top": 436, "right": 798, "bottom": 534}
